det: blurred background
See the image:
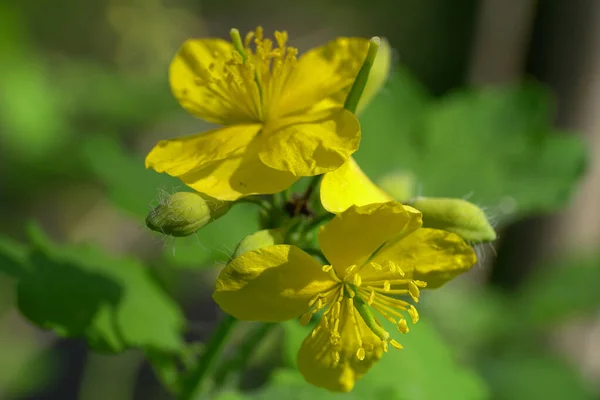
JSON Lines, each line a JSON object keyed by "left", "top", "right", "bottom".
{"left": 1, "top": 0, "right": 599, "bottom": 399}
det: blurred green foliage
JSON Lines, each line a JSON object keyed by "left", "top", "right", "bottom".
{"left": 8, "top": 224, "right": 186, "bottom": 353}
{"left": 0, "top": 2, "right": 597, "bottom": 398}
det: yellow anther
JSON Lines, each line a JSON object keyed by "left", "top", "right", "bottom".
{"left": 244, "top": 31, "right": 254, "bottom": 47}
{"left": 332, "top": 318, "right": 340, "bottom": 337}
{"left": 353, "top": 273, "right": 362, "bottom": 287}
{"left": 370, "top": 262, "right": 383, "bottom": 270}
{"left": 397, "top": 318, "right": 409, "bottom": 334}
{"left": 333, "top": 301, "right": 341, "bottom": 319}
{"left": 414, "top": 280, "right": 428, "bottom": 288}
{"left": 315, "top": 298, "right": 323, "bottom": 310}
{"left": 383, "top": 281, "right": 391, "bottom": 292}
{"left": 408, "top": 305, "right": 419, "bottom": 324}
{"left": 356, "top": 347, "right": 366, "bottom": 361}
{"left": 386, "top": 260, "right": 405, "bottom": 277}
{"left": 311, "top": 325, "right": 321, "bottom": 338}
{"left": 333, "top": 351, "right": 341, "bottom": 366}
{"left": 344, "top": 265, "right": 357, "bottom": 280}
{"left": 390, "top": 339, "right": 404, "bottom": 350}
{"left": 300, "top": 312, "right": 312, "bottom": 326}
{"left": 322, "top": 264, "right": 333, "bottom": 273}
{"left": 382, "top": 341, "right": 389, "bottom": 353}
{"left": 274, "top": 30, "right": 288, "bottom": 48}
{"left": 255, "top": 26, "right": 264, "bottom": 41}
{"left": 408, "top": 281, "right": 420, "bottom": 302}
{"left": 345, "top": 284, "right": 356, "bottom": 298}
{"left": 367, "top": 288, "right": 376, "bottom": 305}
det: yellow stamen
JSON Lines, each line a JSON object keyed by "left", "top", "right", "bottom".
{"left": 397, "top": 318, "right": 409, "bottom": 334}
{"left": 356, "top": 347, "right": 366, "bottom": 360}
{"left": 408, "top": 280, "right": 421, "bottom": 302}
{"left": 344, "top": 265, "right": 357, "bottom": 280}
{"left": 353, "top": 273, "right": 362, "bottom": 287}
{"left": 390, "top": 339, "right": 404, "bottom": 350}
{"left": 408, "top": 305, "right": 419, "bottom": 324}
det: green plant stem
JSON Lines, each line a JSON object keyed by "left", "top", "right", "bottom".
{"left": 235, "top": 196, "right": 271, "bottom": 211}
{"left": 302, "top": 175, "right": 322, "bottom": 201}
{"left": 305, "top": 212, "right": 334, "bottom": 232}
{"left": 213, "top": 322, "right": 277, "bottom": 387}
{"left": 178, "top": 314, "right": 237, "bottom": 400}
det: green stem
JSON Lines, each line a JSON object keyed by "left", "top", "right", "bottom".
{"left": 344, "top": 37, "right": 381, "bottom": 114}
{"left": 305, "top": 212, "right": 334, "bottom": 232}
{"left": 235, "top": 196, "right": 271, "bottom": 211}
{"left": 178, "top": 314, "right": 237, "bottom": 400}
{"left": 302, "top": 175, "right": 322, "bottom": 201}
{"left": 213, "top": 322, "right": 277, "bottom": 387}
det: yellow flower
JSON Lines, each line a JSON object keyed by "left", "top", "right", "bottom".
{"left": 213, "top": 202, "right": 476, "bottom": 391}
{"left": 146, "top": 27, "right": 373, "bottom": 201}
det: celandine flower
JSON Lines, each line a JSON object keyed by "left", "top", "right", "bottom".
{"left": 213, "top": 202, "right": 476, "bottom": 391}
{"left": 146, "top": 27, "right": 375, "bottom": 200}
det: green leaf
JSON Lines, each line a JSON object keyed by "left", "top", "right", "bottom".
{"left": 80, "top": 134, "right": 179, "bottom": 219}
{"left": 420, "top": 282, "right": 515, "bottom": 355}
{"left": 482, "top": 352, "right": 595, "bottom": 400}
{"left": 16, "top": 224, "right": 185, "bottom": 353}
{"left": 0, "top": 235, "right": 29, "bottom": 279}
{"left": 282, "top": 318, "right": 487, "bottom": 400}
{"left": 359, "top": 72, "right": 587, "bottom": 221}
{"left": 518, "top": 254, "right": 600, "bottom": 327}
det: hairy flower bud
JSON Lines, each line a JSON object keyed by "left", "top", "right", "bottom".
{"left": 232, "top": 229, "right": 285, "bottom": 259}
{"left": 146, "top": 192, "right": 230, "bottom": 237}
{"left": 410, "top": 197, "right": 496, "bottom": 243}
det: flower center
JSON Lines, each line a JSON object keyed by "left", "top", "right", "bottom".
{"left": 300, "top": 262, "right": 427, "bottom": 364}
{"left": 198, "top": 27, "right": 299, "bottom": 123}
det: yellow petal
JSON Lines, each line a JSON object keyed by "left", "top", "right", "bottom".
{"left": 178, "top": 136, "right": 298, "bottom": 200}
{"left": 318, "top": 202, "right": 422, "bottom": 274}
{"left": 320, "top": 157, "right": 393, "bottom": 213}
{"left": 274, "top": 38, "right": 370, "bottom": 118}
{"left": 297, "top": 297, "right": 384, "bottom": 392}
{"left": 145, "top": 124, "right": 261, "bottom": 177}
{"left": 170, "top": 38, "right": 260, "bottom": 124}
{"left": 213, "top": 245, "right": 336, "bottom": 321}
{"left": 370, "top": 228, "right": 477, "bottom": 288}
{"left": 259, "top": 108, "right": 360, "bottom": 176}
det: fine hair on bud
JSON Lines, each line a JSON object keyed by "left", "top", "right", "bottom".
{"left": 146, "top": 192, "right": 230, "bottom": 237}
{"left": 410, "top": 197, "right": 497, "bottom": 244}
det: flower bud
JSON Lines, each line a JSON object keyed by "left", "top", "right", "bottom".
{"left": 146, "top": 192, "right": 230, "bottom": 237}
{"left": 232, "top": 229, "right": 285, "bottom": 259}
{"left": 410, "top": 197, "right": 496, "bottom": 243}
